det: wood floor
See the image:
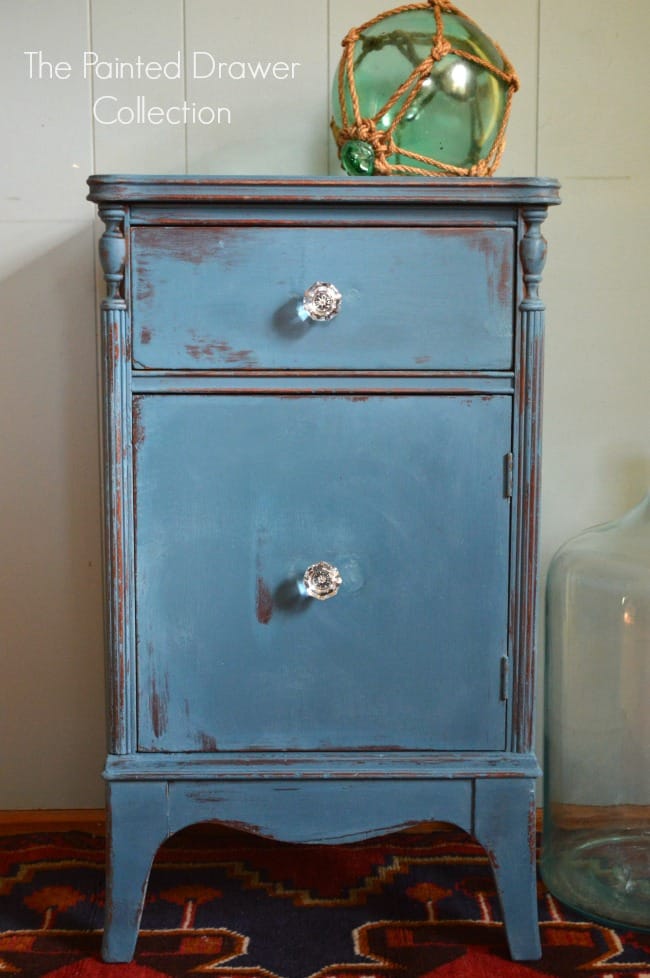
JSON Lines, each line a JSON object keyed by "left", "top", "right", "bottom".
{"left": 0, "top": 810, "right": 105, "bottom": 835}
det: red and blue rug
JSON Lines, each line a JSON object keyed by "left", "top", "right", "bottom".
{"left": 1, "top": 824, "right": 648, "bottom": 977}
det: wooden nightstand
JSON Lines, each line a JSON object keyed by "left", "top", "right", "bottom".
{"left": 88, "top": 175, "right": 560, "bottom": 962}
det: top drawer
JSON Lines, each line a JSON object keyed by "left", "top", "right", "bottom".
{"left": 131, "top": 225, "right": 514, "bottom": 371}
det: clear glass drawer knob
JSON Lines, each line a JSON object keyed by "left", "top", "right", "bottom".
{"left": 303, "top": 561, "right": 343, "bottom": 600}
{"left": 302, "top": 282, "right": 342, "bottom": 322}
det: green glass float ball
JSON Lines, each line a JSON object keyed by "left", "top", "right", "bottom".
{"left": 333, "top": 7, "right": 512, "bottom": 174}
{"left": 340, "top": 139, "right": 376, "bottom": 175}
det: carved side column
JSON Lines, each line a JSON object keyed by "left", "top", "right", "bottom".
{"left": 98, "top": 206, "right": 135, "bottom": 755}
{"left": 513, "top": 207, "right": 549, "bottom": 754}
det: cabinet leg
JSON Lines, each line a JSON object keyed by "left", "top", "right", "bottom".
{"left": 473, "top": 779, "right": 541, "bottom": 961}
{"left": 102, "top": 781, "right": 169, "bottom": 963}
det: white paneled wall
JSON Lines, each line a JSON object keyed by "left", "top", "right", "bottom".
{"left": 539, "top": 0, "right": 650, "bottom": 564}
{"left": 185, "top": 0, "right": 329, "bottom": 174}
{"left": 1, "top": 0, "right": 648, "bottom": 808}
{"left": 91, "top": 0, "right": 187, "bottom": 172}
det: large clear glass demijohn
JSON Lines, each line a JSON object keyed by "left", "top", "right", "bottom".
{"left": 542, "top": 492, "right": 650, "bottom": 929}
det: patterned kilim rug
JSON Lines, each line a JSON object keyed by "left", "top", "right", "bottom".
{"left": 0, "top": 824, "right": 648, "bottom": 977}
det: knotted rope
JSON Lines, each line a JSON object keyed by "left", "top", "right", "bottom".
{"left": 332, "top": 0, "right": 519, "bottom": 176}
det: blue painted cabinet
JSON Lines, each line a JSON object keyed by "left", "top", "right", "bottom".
{"left": 88, "top": 176, "right": 559, "bottom": 963}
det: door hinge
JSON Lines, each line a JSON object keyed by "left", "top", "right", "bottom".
{"left": 500, "top": 655, "right": 510, "bottom": 701}
{"left": 504, "top": 452, "right": 514, "bottom": 498}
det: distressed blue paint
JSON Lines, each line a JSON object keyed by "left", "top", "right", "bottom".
{"left": 135, "top": 393, "right": 511, "bottom": 752}
{"left": 88, "top": 176, "right": 560, "bottom": 964}
{"left": 97, "top": 205, "right": 135, "bottom": 754}
{"left": 103, "top": 750, "right": 542, "bottom": 781}
{"left": 87, "top": 174, "right": 561, "bottom": 206}
{"left": 131, "top": 226, "right": 514, "bottom": 371}
{"left": 131, "top": 374, "right": 516, "bottom": 395}
{"left": 474, "top": 778, "right": 541, "bottom": 959}
{"left": 512, "top": 207, "right": 553, "bottom": 753}
{"left": 102, "top": 775, "right": 539, "bottom": 963}
{"left": 129, "top": 201, "right": 517, "bottom": 227}
{"left": 168, "top": 779, "right": 474, "bottom": 843}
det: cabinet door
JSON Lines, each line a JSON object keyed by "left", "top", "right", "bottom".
{"left": 134, "top": 394, "right": 512, "bottom": 752}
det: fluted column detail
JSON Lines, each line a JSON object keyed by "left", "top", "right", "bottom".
{"left": 513, "top": 207, "right": 549, "bottom": 754}
{"left": 98, "top": 207, "right": 135, "bottom": 754}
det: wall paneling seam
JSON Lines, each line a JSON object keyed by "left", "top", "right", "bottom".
{"left": 535, "top": 0, "right": 542, "bottom": 177}
{"left": 182, "top": 0, "right": 189, "bottom": 174}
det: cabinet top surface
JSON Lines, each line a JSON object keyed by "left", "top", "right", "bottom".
{"left": 87, "top": 174, "right": 560, "bottom": 206}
